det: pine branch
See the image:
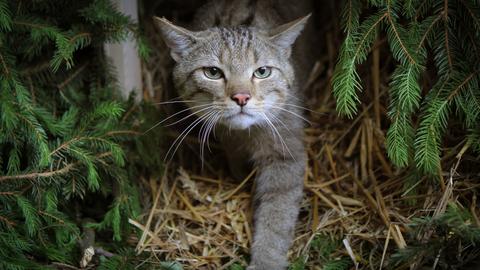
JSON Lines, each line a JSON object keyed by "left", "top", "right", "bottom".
{"left": 104, "top": 130, "right": 142, "bottom": 136}
{"left": 0, "top": 51, "right": 9, "bottom": 75}
{"left": 57, "top": 62, "right": 89, "bottom": 90}
{"left": 333, "top": 10, "right": 387, "bottom": 117}
{"left": 0, "top": 0, "right": 11, "bottom": 31}
{"left": 415, "top": 71, "right": 478, "bottom": 173}
{"left": 386, "top": 61, "right": 421, "bottom": 168}
{"left": 50, "top": 135, "right": 118, "bottom": 156}
{"left": 387, "top": 111, "right": 413, "bottom": 167}
{"left": 0, "top": 162, "right": 76, "bottom": 182}
{"left": 386, "top": 0, "right": 417, "bottom": 65}
{"left": 13, "top": 20, "right": 50, "bottom": 30}
{"left": 14, "top": 112, "right": 51, "bottom": 166}
{"left": 403, "top": 0, "right": 416, "bottom": 18}
{"left": 0, "top": 214, "right": 16, "bottom": 227}
{"left": 342, "top": 0, "right": 361, "bottom": 33}
{"left": 38, "top": 210, "right": 66, "bottom": 225}
{"left": 447, "top": 71, "right": 478, "bottom": 100}
{"left": 443, "top": 0, "right": 454, "bottom": 70}
{"left": 415, "top": 0, "right": 435, "bottom": 19}
{"left": 19, "top": 61, "right": 50, "bottom": 76}
{"left": 0, "top": 1, "right": 150, "bottom": 267}
{"left": 0, "top": 152, "right": 112, "bottom": 182}
{"left": 16, "top": 195, "right": 40, "bottom": 236}
{"left": 416, "top": 14, "right": 443, "bottom": 51}
{"left": 458, "top": 0, "right": 480, "bottom": 31}
{"left": 444, "top": 23, "right": 453, "bottom": 69}
{"left": 68, "top": 32, "right": 91, "bottom": 44}
{"left": 352, "top": 12, "right": 387, "bottom": 63}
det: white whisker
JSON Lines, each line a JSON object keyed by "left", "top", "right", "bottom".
{"left": 261, "top": 112, "right": 295, "bottom": 161}
{"left": 143, "top": 104, "right": 213, "bottom": 134}
{"left": 165, "top": 110, "right": 217, "bottom": 162}
{"left": 164, "top": 105, "right": 222, "bottom": 127}
{"left": 274, "top": 102, "right": 324, "bottom": 115}
{"left": 206, "top": 112, "right": 223, "bottom": 152}
{"left": 198, "top": 110, "right": 221, "bottom": 164}
{"left": 267, "top": 105, "right": 313, "bottom": 125}
{"left": 259, "top": 112, "right": 277, "bottom": 142}
{"left": 266, "top": 111, "right": 295, "bottom": 137}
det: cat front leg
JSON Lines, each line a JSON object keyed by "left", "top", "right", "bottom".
{"left": 247, "top": 157, "right": 305, "bottom": 270}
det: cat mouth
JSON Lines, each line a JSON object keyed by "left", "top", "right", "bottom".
{"left": 221, "top": 111, "right": 258, "bottom": 129}
{"left": 225, "top": 111, "right": 254, "bottom": 119}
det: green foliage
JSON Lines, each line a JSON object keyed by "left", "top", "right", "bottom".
{"left": 288, "top": 256, "right": 306, "bottom": 270}
{"left": 228, "top": 263, "right": 245, "bottom": 270}
{"left": 96, "top": 249, "right": 173, "bottom": 270}
{"left": 0, "top": 0, "right": 158, "bottom": 269}
{"left": 390, "top": 204, "right": 480, "bottom": 269}
{"left": 290, "top": 233, "right": 352, "bottom": 269}
{"left": 333, "top": 0, "right": 480, "bottom": 174}
{"left": 322, "top": 258, "right": 352, "bottom": 270}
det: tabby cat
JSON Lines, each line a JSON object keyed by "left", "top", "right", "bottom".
{"left": 155, "top": 0, "right": 312, "bottom": 269}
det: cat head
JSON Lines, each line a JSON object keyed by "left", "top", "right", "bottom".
{"left": 154, "top": 15, "right": 309, "bottom": 130}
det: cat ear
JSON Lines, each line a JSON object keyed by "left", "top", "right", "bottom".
{"left": 153, "top": 16, "right": 199, "bottom": 61}
{"left": 269, "top": 14, "right": 311, "bottom": 53}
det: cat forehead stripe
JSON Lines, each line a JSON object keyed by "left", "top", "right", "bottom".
{"left": 219, "top": 27, "right": 254, "bottom": 50}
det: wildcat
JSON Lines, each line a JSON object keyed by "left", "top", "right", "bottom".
{"left": 154, "top": 0, "right": 312, "bottom": 269}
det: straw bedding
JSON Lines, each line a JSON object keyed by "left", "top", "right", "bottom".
{"left": 132, "top": 1, "right": 480, "bottom": 269}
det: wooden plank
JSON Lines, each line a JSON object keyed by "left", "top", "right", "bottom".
{"left": 104, "top": 0, "right": 142, "bottom": 102}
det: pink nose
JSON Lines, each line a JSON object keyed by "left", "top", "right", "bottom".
{"left": 231, "top": 93, "right": 251, "bottom": 107}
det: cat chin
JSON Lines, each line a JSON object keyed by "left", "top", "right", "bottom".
{"left": 222, "top": 114, "right": 258, "bottom": 130}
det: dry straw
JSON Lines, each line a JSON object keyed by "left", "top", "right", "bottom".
{"left": 134, "top": 5, "right": 479, "bottom": 269}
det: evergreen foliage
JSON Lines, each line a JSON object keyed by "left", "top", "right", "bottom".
{"left": 288, "top": 234, "right": 352, "bottom": 270}
{"left": 391, "top": 204, "right": 480, "bottom": 269}
{"left": 0, "top": 0, "right": 159, "bottom": 269}
{"left": 333, "top": 0, "right": 480, "bottom": 174}
{"left": 2, "top": 0, "right": 479, "bottom": 268}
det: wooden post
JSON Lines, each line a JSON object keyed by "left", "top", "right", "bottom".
{"left": 104, "top": 0, "right": 143, "bottom": 102}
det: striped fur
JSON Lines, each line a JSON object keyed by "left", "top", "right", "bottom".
{"left": 155, "top": 1, "right": 313, "bottom": 269}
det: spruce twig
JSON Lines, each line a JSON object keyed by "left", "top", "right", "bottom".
{"left": 0, "top": 152, "right": 112, "bottom": 182}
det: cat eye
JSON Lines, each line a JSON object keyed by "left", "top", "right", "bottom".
{"left": 203, "top": 67, "right": 223, "bottom": 80}
{"left": 253, "top": 66, "right": 272, "bottom": 79}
